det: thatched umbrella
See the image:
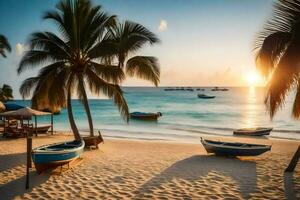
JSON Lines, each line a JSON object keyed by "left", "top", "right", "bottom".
{"left": 0, "top": 107, "right": 54, "bottom": 135}
{"left": 0, "top": 101, "right": 5, "bottom": 112}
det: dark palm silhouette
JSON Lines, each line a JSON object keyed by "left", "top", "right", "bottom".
{"left": 0, "top": 35, "right": 11, "bottom": 58}
{"left": 0, "top": 84, "right": 13, "bottom": 102}
{"left": 18, "top": 0, "right": 129, "bottom": 140}
{"left": 107, "top": 21, "right": 160, "bottom": 86}
{"left": 255, "top": 0, "right": 300, "bottom": 172}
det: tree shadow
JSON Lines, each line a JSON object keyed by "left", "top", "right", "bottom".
{"left": 0, "top": 171, "right": 50, "bottom": 199}
{"left": 134, "top": 155, "right": 257, "bottom": 199}
{"left": 0, "top": 152, "right": 51, "bottom": 199}
{"left": 0, "top": 152, "right": 26, "bottom": 172}
{"left": 284, "top": 172, "right": 298, "bottom": 200}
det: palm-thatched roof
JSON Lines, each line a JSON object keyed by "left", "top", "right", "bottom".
{"left": 0, "top": 107, "right": 51, "bottom": 117}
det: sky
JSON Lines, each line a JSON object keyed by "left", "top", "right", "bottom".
{"left": 0, "top": 0, "right": 274, "bottom": 98}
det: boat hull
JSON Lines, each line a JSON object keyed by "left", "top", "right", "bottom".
{"left": 233, "top": 128, "right": 272, "bottom": 136}
{"left": 201, "top": 139, "right": 271, "bottom": 156}
{"left": 198, "top": 96, "right": 215, "bottom": 99}
{"left": 130, "top": 112, "right": 161, "bottom": 121}
{"left": 32, "top": 140, "right": 84, "bottom": 173}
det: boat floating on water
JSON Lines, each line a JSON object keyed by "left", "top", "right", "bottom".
{"left": 32, "top": 140, "right": 85, "bottom": 173}
{"left": 130, "top": 112, "right": 162, "bottom": 121}
{"left": 197, "top": 94, "right": 215, "bottom": 99}
{"left": 233, "top": 127, "right": 273, "bottom": 136}
{"left": 201, "top": 138, "right": 271, "bottom": 156}
{"left": 211, "top": 87, "right": 229, "bottom": 91}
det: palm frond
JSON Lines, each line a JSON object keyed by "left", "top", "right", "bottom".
{"left": 18, "top": 50, "right": 60, "bottom": 74}
{"left": 29, "top": 32, "right": 70, "bottom": 58}
{"left": 0, "top": 35, "right": 11, "bottom": 57}
{"left": 47, "top": 68, "right": 69, "bottom": 107}
{"left": 87, "top": 36, "right": 118, "bottom": 60}
{"left": 255, "top": 32, "right": 291, "bottom": 77}
{"left": 126, "top": 56, "right": 160, "bottom": 86}
{"left": 85, "top": 68, "right": 129, "bottom": 121}
{"left": 90, "top": 62, "right": 125, "bottom": 84}
{"left": 19, "top": 77, "right": 40, "bottom": 99}
{"left": 107, "top": 20, "right": 160, "bottom": 66}
{"left": 256, "top": 0, "right": 300, "bottom": 47}
{"left": 264, "top": 40, "right": 300, "bottom": 118}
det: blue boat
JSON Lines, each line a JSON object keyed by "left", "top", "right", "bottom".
{"left": 3, "top": 103, "right": 24, "bottom": 111}
{"left": 201, "top": 138, "right": 271, "bottom": 156}
{"left": 32, "top": 140, "right": 85, "bottom": 173}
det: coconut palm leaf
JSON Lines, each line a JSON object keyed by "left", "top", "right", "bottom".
{"left": 85, "top": 68, "right": 129, "bottom": 121}
{"left": 255, "top": 32, "right": 291, "bottom": 77}
{"left": 0, "top": 35, "right": 11, "bottom": 58}
{"left": 126, "top": 56, "right": 160, "bottom": 86}
{"left": 90, "top": 62, "right": 125, "bottom": 84}
{"left": 107, "top": 20, "right": 160, "bottom": 66}
{"left": 256, "top": 0, "right": 300, "bottom": 172}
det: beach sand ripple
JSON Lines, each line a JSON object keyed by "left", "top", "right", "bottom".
{"left": 0, "top": 134, "right": 299, "bottom": 199}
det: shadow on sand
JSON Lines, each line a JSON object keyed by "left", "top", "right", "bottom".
{"left": 0, "top": 152, "right": 26, "bottom": 172}
{"left": 284, "top": 172, "right": 298, "bottom": 200}
{"left": 0, "top": 153, "right": 50, "bottom": 199}
{"left": 134, "top": 155, "right": 257, "bottom": 199}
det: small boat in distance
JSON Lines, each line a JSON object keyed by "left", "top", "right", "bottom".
{"left": 197, "top": 94, "right": 215, "bottom": 99}
{"left": 164, "top": 88, "right": 175, "bottom": 91}
{"left": 130, "top": 112, "right": 162, "bottom": 121}
{"left": 201, "top": 138, "right": 271, "bottom": 156}
{"left": 186, "top": 88, "right": 194, "bottom": 91}
{"left": 233, "top": 127, "right": 273, "bottom": 136}
{"left": 211, "top": 87, "right": 229, "bottom": 91}
{"left": 32, "top": 140, "right": 85, "bottom": 173}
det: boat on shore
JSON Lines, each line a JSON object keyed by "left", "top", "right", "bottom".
{"left": 201, "top": 138, "right": 271, "bottom": 156}
{"left": 197, "top": 94, "right": 215, "bottom": 99}
{"left": 233, "top": 127, "right": 273, "bottom": 136}
{"left": 29, "top": 125, "right": 52, "bottom": 134}
{"left": 130, "top": 112, "right": 162, "bottom": 121}
{"left": 32, "top": 140, "right": 85, "bottom": 173}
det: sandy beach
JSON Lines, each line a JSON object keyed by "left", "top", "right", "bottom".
{"left": 0, "top": 133, "right": 298, "bottom": 199}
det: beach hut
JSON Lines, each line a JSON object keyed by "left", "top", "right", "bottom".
{"left": 0, "top": 107, "right": 54, "bottom": 136}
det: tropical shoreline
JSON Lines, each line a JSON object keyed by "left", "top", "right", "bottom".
{"left": 0, "top": 132, "right": 299, "bottom": 199}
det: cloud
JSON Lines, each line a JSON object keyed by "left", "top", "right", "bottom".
{"left": 158, "top": 20, "right": 167, "bottom": 32}
{"left": 16, "top": 43, "right": 28, "bottom": 56}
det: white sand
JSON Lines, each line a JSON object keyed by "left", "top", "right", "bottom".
{"left": 0, "top": 133, "right": 299, "bottom": 199}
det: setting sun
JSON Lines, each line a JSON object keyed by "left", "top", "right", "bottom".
{"left": 245, "top": 71, "right": 263, "bottom": 87}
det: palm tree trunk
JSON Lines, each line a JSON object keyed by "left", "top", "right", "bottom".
{"left": 79, "top": 79, "right": 94, "bottom": 137}
{"left": 285, "top": 145, "right": 300, "bottom": 172}
{"left": 67, "top": 89, "right": 81, "bottom": 141}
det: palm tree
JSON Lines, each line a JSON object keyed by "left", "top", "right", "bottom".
{"left": 0, "top": 84, "right": 13, "bottom": 102}
{"left": 0, "top": 35, "right": 11, "bottom": 58}
{"left": 18, "top": 0, "right": 129, "bottom": 140}
{"left": 255, "top": 0, "right": 300, "bottom": 172}
{"left": 76, "top": 20, "right": 161, "bottom": 136}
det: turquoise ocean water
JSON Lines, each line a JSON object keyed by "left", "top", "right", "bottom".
{"left": 10, "top": 87, "right": 300, "bottom": 142}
